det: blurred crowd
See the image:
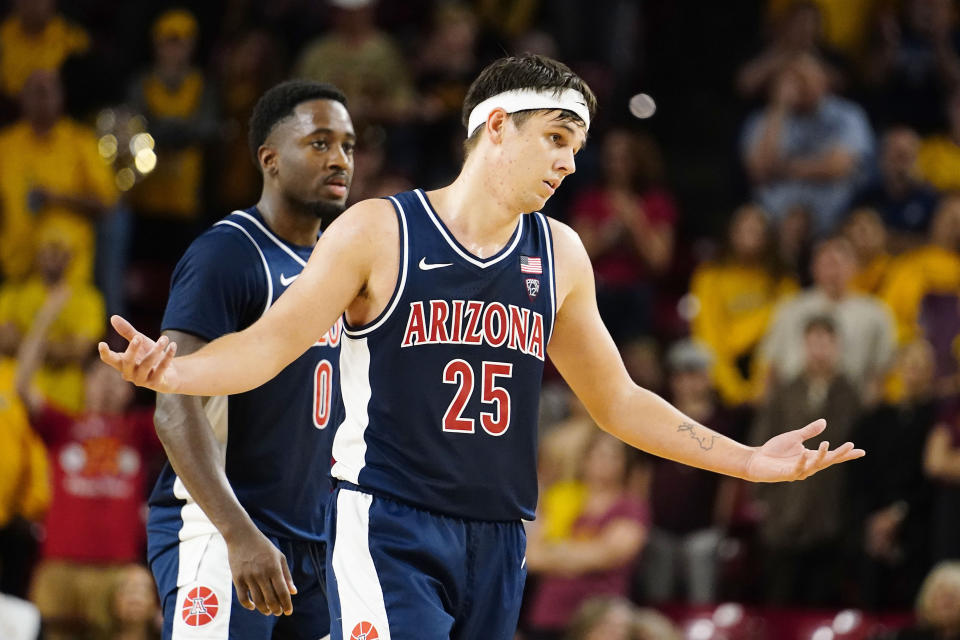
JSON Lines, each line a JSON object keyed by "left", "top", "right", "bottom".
{"left": 0, "top": 0, "right": 959, "bottom": 639}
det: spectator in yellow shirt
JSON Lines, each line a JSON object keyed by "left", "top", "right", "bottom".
{"left": 918, "top": 90, "right": 960, "bottom": 192}
{"left": 690, "top": 204, "right": 797, "bottom": 406}
{"left": 844, "top": 207, "right": 892, "bottom": 295}
{"left": 0, "top": 228, "right": 105, "bottom": 413}
{"left": 0, "top": 0, "right": 89, "bottom": 97}
{"left": 0, "top": 70, "right": 118, "bottom": 283}
{"left": 882, "top": 194, "right": 960, "bottom": 344}
{"left": 0, "top": 294, "right": 51, "bottom": 598}
{"left": 0, "top": 355, "right": 51, "bottom": 598}
{"left": 127, "top": 9, "right": 218, "bottom": 262}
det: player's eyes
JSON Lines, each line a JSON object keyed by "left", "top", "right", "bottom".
{"left": 311, "top": 140, "right": 329, "bottom": 150}
{"left": 343, "top": 143, "right": 355, "bottom": 155}
{"left": 550, "top": 134, "right": 562, "bottom": 145}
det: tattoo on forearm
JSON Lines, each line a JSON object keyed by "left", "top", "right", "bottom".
{"left": 678, "top": 422, "right": 716, "bottom": 451}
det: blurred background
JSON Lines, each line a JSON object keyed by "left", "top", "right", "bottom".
{"left": 0, "top": 0, "right": 959, "bottom": 638}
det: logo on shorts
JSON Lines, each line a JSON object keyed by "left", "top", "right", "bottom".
{"left": 181, "top": 585, "right": 219, "bottom": 627}
{"left": 351, "top": 621, "right": 379, "bottom": 640}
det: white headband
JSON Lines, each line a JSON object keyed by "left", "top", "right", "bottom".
{"left": 466, "top": 88, "right": 591, "bottom": 138}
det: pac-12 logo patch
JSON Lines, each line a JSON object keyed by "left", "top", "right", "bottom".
{"left": 525, "top": 277, "right": 540, "bottom": 300}
{"left": 351, "top": 621, "right": 379, "bottom": 640}
{"left": 181, "top": 585, "right": 219, "bottom": 627}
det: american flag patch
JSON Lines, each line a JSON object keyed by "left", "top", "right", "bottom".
{"left": 520, "top": 255, "right": 542, "bottom": 274}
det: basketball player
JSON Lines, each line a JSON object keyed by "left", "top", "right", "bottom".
{"left": 101, "top": 55, "right": 863, "bottom": 640}
{"left": 145, "top": 80, "right": 354, "bottom": 640}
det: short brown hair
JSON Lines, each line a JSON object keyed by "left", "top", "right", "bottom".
{"left": 461, "top": 54, "right": 597, "bottom": 154}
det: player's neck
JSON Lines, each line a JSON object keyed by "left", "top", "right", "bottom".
{"left": 255, "top": 194, "right": 321, "bottom": 247}
{"left": 427, "top": 164, "right": 524, "bottom": 258}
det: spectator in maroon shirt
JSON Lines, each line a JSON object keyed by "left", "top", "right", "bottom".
{"left": 570, "top": 128, "right": 678, "bottom": 341}
{"left": 525, "top": 432, "right": 649, "bottom": 640}
{"left": 15, "top": 287, "right": 159, "bottom": 640}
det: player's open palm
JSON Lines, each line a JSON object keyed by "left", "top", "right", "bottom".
{"left": 227, "top": 528, "right": 297, "bottom": 617}
{"left": 745, "top": 419, "right": 865, "bottom": 483}
{"left": 98, "top": 315, "right": 180, "bottom": 393}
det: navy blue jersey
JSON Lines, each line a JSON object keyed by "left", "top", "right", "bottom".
{"left": 331, "top": 189, "right": 556, "bottom": 521}
{"left": 148, "top": 208, "right": 342, "bottom": 545}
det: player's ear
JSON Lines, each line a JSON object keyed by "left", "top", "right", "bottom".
{"left": 258, "top": 145, "right": 279, "bottom": 177}
{"left": 486, "top": 108, "right": 509, "bottom": 145}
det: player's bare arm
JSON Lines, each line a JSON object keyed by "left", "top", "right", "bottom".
{"left": 99, "top": 197, "right": 399, "bottom": 394}
{"left": 546, "top": 218, "right": 865, "bottom": 482}
{"left": 155, "top": 330, "right": 297, "bottom": 617}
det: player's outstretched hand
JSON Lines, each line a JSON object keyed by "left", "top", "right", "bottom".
{"left": 98, "top": 315, "right": 180, "bottom": 393}
{"left": 226, "top": 527, "right": 297, "bottom": 617}
{"left": 745, "top": 419, "right": 865, "bottom": 483}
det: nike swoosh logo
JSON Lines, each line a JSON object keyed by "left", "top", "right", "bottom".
{"left": 280, "top": 273, "right": 299, "bottom": 287}
{"left": 419, "top": 258, "right": 453, "bottom": 271}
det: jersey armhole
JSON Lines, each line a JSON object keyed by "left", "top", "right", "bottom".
{"left": 535, "top": 212, "right": 558, "bottom": 343}
{"left": 214, "top": 219, "right": 273, "bottom": 319}
{"left": 342, "top": 195, "right": 409, "bottom": 337}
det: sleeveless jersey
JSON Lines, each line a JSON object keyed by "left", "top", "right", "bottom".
{"left": 331, "top": 189, "right": 556, "bottom": 521}
{"left": 148, "top": 207, "right": 342, "bottom": 545}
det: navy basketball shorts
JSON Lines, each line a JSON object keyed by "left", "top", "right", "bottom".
{"left": 325, "top": 482, "right": 527, "bottom": 640}
{"left": 150, "top": 531, "right": 330, "bottom": 640}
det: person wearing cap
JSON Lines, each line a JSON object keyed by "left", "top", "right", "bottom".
{"left": 101, "top": 54, "right": 865, "bottom": 640}
{"left": 641, "top": 339, "right": 743, "bottom": 604}
{"left": 127, "top": 8, "right": 219, "bottom": 266}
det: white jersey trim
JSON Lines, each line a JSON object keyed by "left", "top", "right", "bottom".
{"left": 534, "top": 212, "right": 557, "bottom": 343}
{"left": 330, "top": 336, "right": 371, "bottom": 484}
{"left": 342, "top": 196, "right": 410, "bottom": 337}
{"left": 231, "top": 210, "right": 309, "bottom": 267}
{"left": 214, "top": 219, "right": 273, "bottom": 317}
{"left": 415, "top": 189, "right": 523, "bottom": 269}
{"left": 331, "top": 490, "right": 392, "bottom": 640}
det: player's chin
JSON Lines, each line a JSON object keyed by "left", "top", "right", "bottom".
{"left": 515, "top": 189, "right": 545, "bottom": 212}
{"left": 307, "top": 198, "right": 347, "bottom": 220}
{"left": 320, "top": 193, "right": 348, "bottom": 208}
{"left": 527, "top": 193, "right": 551, "bottom": 212}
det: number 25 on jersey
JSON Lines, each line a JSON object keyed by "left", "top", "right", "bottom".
{"left": 442, "top": 359, "right": 513, "bottom": 436}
